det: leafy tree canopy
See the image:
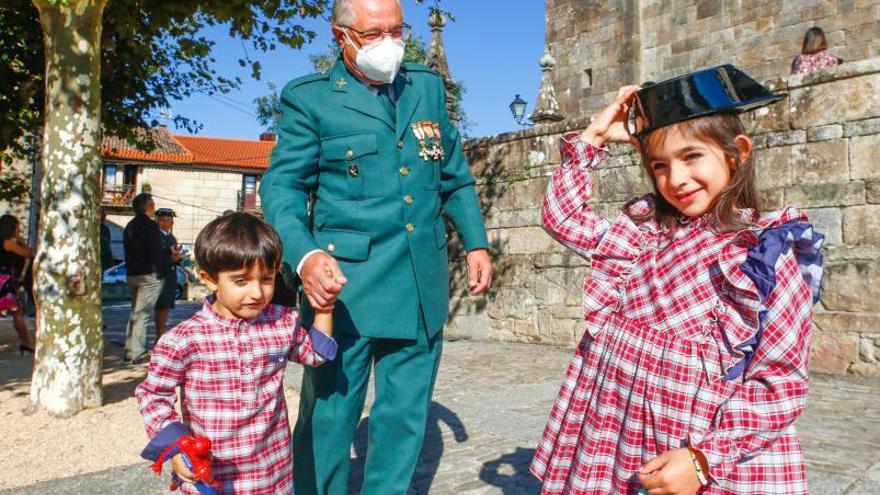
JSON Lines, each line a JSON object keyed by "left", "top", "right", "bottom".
{"left": 1, "top": 0, "right": 447, "bottom": 161}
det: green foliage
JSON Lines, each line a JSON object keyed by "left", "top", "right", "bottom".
{"left": 253, "top": 81, "right": 282, "bottom": 133}
{"left": 1, "top": 0, "right": 332, "bottom": 156}
{"left": 0, "top": 168, "right": 30, "bottom": 202}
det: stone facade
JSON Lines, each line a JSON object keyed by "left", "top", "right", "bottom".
{"left": 103, "top": 164, "right": 258, "bottom": 261}
{"left": 451, "top": 58, "right": 880, "bottom": 376}
{"left": 547, "top": 0, "right": 880, "bottom": 119}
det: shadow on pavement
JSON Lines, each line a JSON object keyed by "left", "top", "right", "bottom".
{"left": 348, "top": 401, "right": 468, "bottom": 494}
{"left": 479, "top": 447, "right": 541, "bottom": 494}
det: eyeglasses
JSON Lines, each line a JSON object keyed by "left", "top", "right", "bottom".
{"left": 344, "top": 23, "right": 411, "bottom": 44}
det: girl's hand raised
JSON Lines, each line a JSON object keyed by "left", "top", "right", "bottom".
{"left": 581, "top": 85, "right": 641, "bottom": 149}
{"left": 637, "top": 447, "right": 705, "bottom": 495}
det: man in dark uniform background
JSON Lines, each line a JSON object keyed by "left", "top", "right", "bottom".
{"left": 153, "top": 207, "right": 182, "bottom": 341}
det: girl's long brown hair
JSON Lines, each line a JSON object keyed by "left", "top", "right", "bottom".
{"left": 629, "top": 113, "right": 761, "bottom": 232}
{"left": 802, "top": 27, "right": 828, "bottom": 55}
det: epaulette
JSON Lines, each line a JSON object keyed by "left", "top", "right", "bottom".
{"left": 287, "top": 72, "right": 330, "bottom": 90}
{"left": 403, "top": 62, "right": 441, "bottom": 77}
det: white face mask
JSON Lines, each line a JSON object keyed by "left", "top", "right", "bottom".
{"left": 344, "top": 31, "right": 405, "bottom": 84}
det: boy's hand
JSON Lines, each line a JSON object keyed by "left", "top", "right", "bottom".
{"left": 170, "top": 453, "right": 197, "bottom": 483}
{"left": 302, "top": 252, "right": 348, "bottom": 310}
{"left": 582, "top": 85, "right": 641, "bottom": 148}
{"left": 638, "top": 448, "right": 703, "bottom": 495}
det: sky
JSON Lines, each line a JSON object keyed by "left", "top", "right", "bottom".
{"left": 167, "top": 1, "right": 547, "bottom": 140}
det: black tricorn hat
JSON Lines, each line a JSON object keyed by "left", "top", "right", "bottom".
{"left": 626, "top": 64, "right": 784, "bottom": 137}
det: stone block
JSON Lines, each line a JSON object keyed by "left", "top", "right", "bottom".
{"left": 789, "top": 72, "right": 880, "bottom": 129}
{"left": 595, "top": 166, "right": 653, "bottom": 202}
{"left": 757, "top": 187, "right": 785, "bottom": 210}
{"left": 821, "top": 260, "right": 880, "bottom": 311}
{"left": 859, "top": 336, "right": 878, "bottom": 363}
{"left": 785, "top": 182, "right": 864, "bottom": 208}
{"left": 813, "top": 311, "right": 880, "bottom": 334}
{"left": 867, "top": 181, "right": 880, "bottom": 203}
{"left": 843, "top": 205, "right": 880, "bottom": 245}
{"left": 844, "top": 117, "right": 880, "bottom": 137}
{"left": 765, "top": 130, "right": 806, "bottom": 147}
{"left": 488, "top": 226, "right": 563, "bottom": 255}
{"left": 742, "top": 98, "right": 790, "bottom": 134}
{"left": 802, "top": 207, "right": 842, "bottom": 245}
{"left": 807, "top": 124, "right": 844, "bottom": 142}
{"left": 791, "top": 140, "right": 849, "bottom": 185}
{"left": 850, "top": 134, "right": 880, "bottom": 180}
{"left": 810, "top": 331, "right": 858, "bottom": 374}
{"left": 754, "top": 145, "right": 793, "bottom": 188}
{"left": 850, "top": 363, "right": 880, "bottom": 377}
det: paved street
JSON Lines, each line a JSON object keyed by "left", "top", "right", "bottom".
{"left": 3, "top": 301, "right": 878, "bottom": 494}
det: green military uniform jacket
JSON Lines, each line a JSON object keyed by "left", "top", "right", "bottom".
{"left": 260, "top": 59, "right": 488, "bottom": 340}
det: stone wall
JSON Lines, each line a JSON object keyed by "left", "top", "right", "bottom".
{"left": 450, "top": 58, "right": 880, "bottom": 376}
{"left": 548, "top": 0, "right": 880, "bottom": 118}
{"left": 138, "top": 165, "right": 247, "bottom": 246}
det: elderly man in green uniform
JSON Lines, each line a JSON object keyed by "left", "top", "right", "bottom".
{"left": 259, "top": 0, "right": 492, "bottom": 493}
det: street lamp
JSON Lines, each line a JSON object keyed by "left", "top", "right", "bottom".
{"left": 509, "top": 94, "right": 531, "bottom": 126}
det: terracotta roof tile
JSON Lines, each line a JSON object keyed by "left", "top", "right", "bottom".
{"left": 173, "top": 135, "right": 275, "bottom": 170}
{"left": 102, "top": 127, "right": 193, "bottom": 163}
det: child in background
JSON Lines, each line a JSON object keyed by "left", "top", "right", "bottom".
{"left": 531, "top": 66, "right": 824, "bottom": 495}
{"left": 136, "top": 213, "right": 341, "bottom": 495}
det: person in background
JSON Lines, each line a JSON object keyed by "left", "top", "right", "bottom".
{"left": 791, "top": 27, "right": 841, "bottom": 75}
{"left": 123, "top": 193, "right": 167, "bottom": 365}
{"left": 100, "top": 208, "right": 116, "bottom": 270}
{"left": 0, "top": 214, "right": 35, "bottom": 354}
{"left": 154, "top": 208, "right": 183, "bottom": 341}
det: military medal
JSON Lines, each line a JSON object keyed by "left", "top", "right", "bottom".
{"left": 410, "top": 121, "right": 444, "bottom": 161}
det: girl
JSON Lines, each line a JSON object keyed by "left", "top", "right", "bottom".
{"left": 0, "top": 214, "right": 35, "bottom": 354}
{"left": 531, "top": 72, "right": 823, "bottom": 495}
{"left": 791, "top": 26, "right": 841, "bottom": 75}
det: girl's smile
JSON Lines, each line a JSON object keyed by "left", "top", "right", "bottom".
{"left": 646, "top": 127, "right": 736, "bottom": 217}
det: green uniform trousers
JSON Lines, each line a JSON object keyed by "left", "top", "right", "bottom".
{"left": 293, "top": 316, "right": 443, "bottom": 495}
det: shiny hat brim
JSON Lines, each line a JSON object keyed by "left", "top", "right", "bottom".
{"left": 629, "top": 64, "right": 784, "bottom": 137}
{"left": 155, "top": 208, "right": 177, "bottom": 217}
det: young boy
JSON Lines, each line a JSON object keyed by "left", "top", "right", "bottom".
{"left": 135, "top": 213, "right": 339, "bottom": 494}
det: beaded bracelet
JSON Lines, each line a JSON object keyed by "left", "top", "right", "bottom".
{"left": 689, "top": 448, "right": 710, "bottom": 486}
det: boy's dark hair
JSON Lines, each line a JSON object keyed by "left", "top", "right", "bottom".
{"left": 132, "top": 193, "right": 153, "bottom": 214}
{"left": 0, "top": 214, "right": 19, "bottom": 240}
{"left": 195, "top": 213, "right": 283, "bottom": 277}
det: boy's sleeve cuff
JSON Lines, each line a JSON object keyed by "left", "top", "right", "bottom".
{"left": 308, "top": 325, "right": 338, "bottom": 361}
{"left": 141, "top": 421, "right": 189, "bottom": 461}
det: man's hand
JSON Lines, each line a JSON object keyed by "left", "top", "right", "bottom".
{"left": 466, "top": 249, "right": 493, "bottom": 295}
{"left": 301, "top": 252, "right": 348, "bottom": 310}
{"left": 638, "top": 448, "right": 703, "bottom": 495}
{"left": 170, "top": 453, "right": 197, "bottom": 483}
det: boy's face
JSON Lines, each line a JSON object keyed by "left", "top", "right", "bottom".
{"left": 200, "top": 263, "right": 276, "bottom": 320}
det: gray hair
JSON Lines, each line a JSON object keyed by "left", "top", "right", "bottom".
{"left": 331, "top": 0, "right": 403, "bottom": 27}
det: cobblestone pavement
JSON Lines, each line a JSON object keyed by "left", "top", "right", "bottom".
{"left": 4, "top": 302, "right": 878, "bottom": 494}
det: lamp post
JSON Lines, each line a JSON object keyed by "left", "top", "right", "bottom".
{"left": 509, "top": 94, "right": 532, "bottom": 126}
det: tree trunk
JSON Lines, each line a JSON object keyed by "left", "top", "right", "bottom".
{"left": 29, "top": 0, "right": 109, "bottom": 416}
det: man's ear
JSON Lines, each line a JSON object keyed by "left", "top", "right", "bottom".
{"left": 732, "top": 134, "right": 753, "bottom": 169}
{"left": 331, "top": 25, "right": 346, "bottom": 49}
{"left": 200, "top": 271, "right": 218, "bottom": 292}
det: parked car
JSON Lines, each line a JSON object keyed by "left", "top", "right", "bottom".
{"left": 102, "top": 262, "right": 190, "bottom": 299}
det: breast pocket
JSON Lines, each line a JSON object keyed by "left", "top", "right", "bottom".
{"left": 320, "top": 133, "right": 382, "bottom": 199}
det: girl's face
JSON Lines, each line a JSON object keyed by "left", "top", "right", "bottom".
{"left": 644, "top": 126, "right": 740, "bottom": 217}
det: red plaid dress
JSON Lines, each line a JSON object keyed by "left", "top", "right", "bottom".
{"left": 531, "top": 133, "right": 820, "bottom": 494}
{"left": 136, "top": 300, "right": 333, "bottom": 495}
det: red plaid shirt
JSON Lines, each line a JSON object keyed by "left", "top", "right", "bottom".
{"left": 531, "top": 133, "right": 819, "bottom": 494}
{"left": 135, "top": 300, "right": 335, "bottom": 495}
